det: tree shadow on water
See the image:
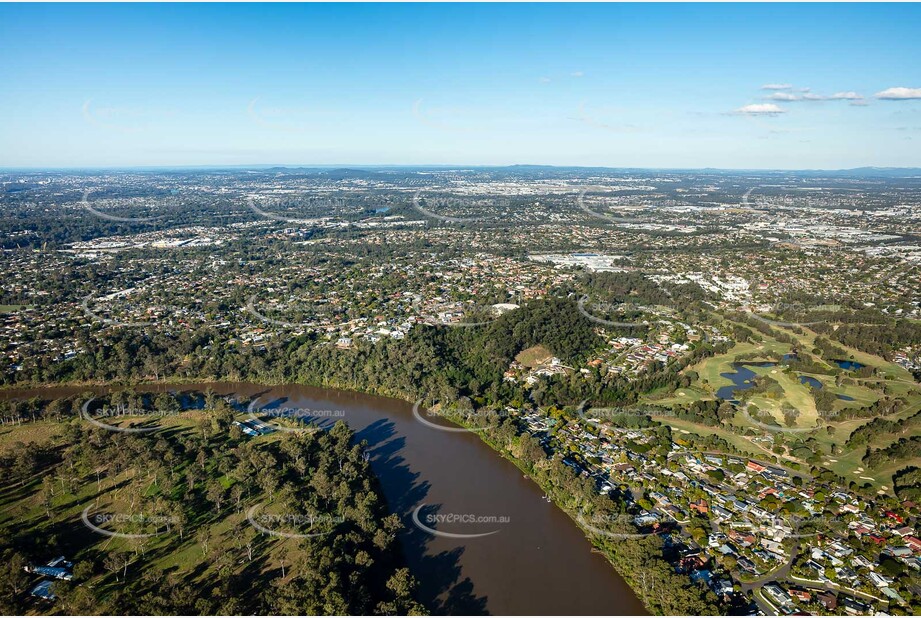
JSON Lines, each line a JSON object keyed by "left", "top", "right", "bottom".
{"left": 356, "top": 419, "right": 489, "bottom": 615}
{"left": 402, "top": 516, "right": 489, "bottom": 615}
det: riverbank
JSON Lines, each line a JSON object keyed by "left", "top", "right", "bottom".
{"left": 2, "top": 377, "right": 652, "bottom": 615}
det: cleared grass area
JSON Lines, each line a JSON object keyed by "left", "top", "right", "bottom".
{"left": 813, "top": 418, "right": 871, "bottom": 449}
{"left": 811, "top": 389, "right": 921, "bottom": 450}
{"left": 811, "top": 396, "right": 921, "bottom": 491}
{"left": 879, "top": 380, "right": 921, "bottom": 398}
{"left": 661, "top": 417, "right": 760, "bottom": 457}
{"left": 515, "top": 344, "right": 553, "bottom": 368}
{"left": 0, "top": 421, "right": 63, "bottom": 451}
{"left": 819, "top": 452, "right": 921, "bottom": 494}
{"left": 869, "top": 457, "right": 921, "bottom": 493}
{"left": 820, "top": 446, "right": 868, "bottom": 481}
{"left": 643, "top": 385, "right": 712, "bottom": 407}
{"left": 822, "top": 378, "right": 880, "bottom": 408}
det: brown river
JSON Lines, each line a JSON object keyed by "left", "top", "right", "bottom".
{"left": 2, "top": 382, "right": 646, "bottom": 615}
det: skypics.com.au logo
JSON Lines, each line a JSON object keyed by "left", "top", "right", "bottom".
{"left": 80, "top": 397, "right": 182, "bottom": 434}
{"left": 411, "top": 190, "right": 485, "bottom": 224}
{"left": 245, "top": 191, "right": 369, "bottom": 226}
{"left": 576, "top": 511, "right": 663, "bottom": 540}
{"left": 247, "top": 504, "right": 344, "bottom": 539}
{"left": 410, "top": 504, "right": 509, "bottom": 539}
{"left": 81, "top": 506, "right": 178, "bottom": 539}
{"left": 576, "top": 401, "right": 677, "bottom": 433}
{"left": 575, "top": 186, "right": 646, "bottom": 226}
{"left": 81, "top": 291, "right": 172, "bottom": 328}
{"left": 243, "top": 291, "right": 331, "bottom": 329}
{"left": 577, "top": 295, "right": 650, "bottom": 328}
{"left": 412, "top": 399, "right": 514, "bottom": 433}
{"left": 246, "top": 397, "right": 344, "bottom": 433}
{"left": 740, "top": 402, "right": 836, "bottom": 435}
{"left": 80, "top": 189, "right": 169, "bottom": 224}
{"left": 745, "top": 299, "right": 842, "bottom": 328}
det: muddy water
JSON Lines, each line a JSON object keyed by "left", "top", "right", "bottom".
{"left": 2, "top": 382, "right": 646, "bottom": 615}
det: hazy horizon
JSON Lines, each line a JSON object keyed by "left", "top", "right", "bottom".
{"left": 3, "top": 164, "right": 921, "bottom": 175}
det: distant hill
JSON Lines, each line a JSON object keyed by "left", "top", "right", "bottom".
{"left": 254, "top": 164, "right": 921, "bottom": 179}
{"left": 821, "top": 167, "right": 921, "bottom": 178}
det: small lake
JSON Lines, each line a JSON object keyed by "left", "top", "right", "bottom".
{"left": 799, "top": 375, "right": 823, "bottom": 389}
{"left": 716, "top": 362, "right": 776, "bottom": 400}
{"left": 834, "top": 359, "right": 865, "bottom": 371}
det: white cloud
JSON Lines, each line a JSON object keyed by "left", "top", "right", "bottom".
{"left": 765, "top": 90, "right": 865, "bottom": 103}
{"left": 761, "top": 83, "right": 793, "bottom": 90}
{"left": 571, "top": 71, "right": 584, "bottom": 78}
{"left": 767, "top": 92, "right": 799, "bottom": 101}
{"left": 734, "top": 103, "right": 786, "bottom": 116}
{"left": 538, "top": 76, "right": 552, "bottom": 84}
{"left": 875, "top": 87, "right": 921, "bottom": 100}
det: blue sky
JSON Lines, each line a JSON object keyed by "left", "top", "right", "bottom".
{"left": 1, "top": 3, "right": 920, "bottom": 169}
